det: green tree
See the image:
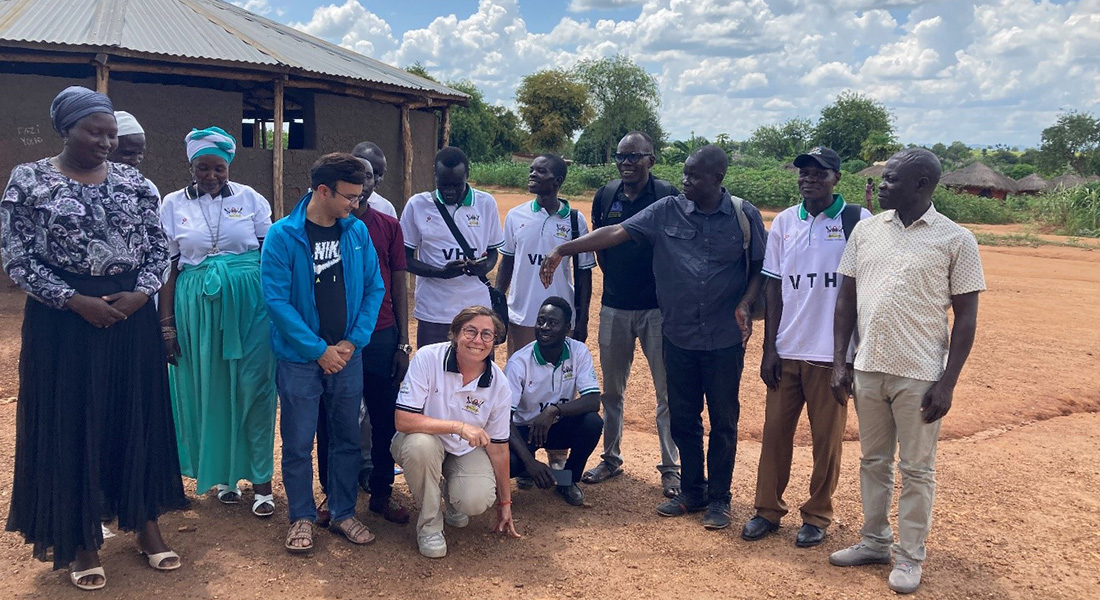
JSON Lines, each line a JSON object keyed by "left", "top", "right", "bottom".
{"left": 1038, "top": 111, "right": 1100, "bottom": 175}
{"left": 813, "top": 91, "right": 894, "bottom": 161}
{"left": 860, "top": 130, "right": 902, "bottom": 162}
{"left": 747, "top": 117, "right": 813, "bottom": 161}
{"left": 515, "top": 69, "right": 593, "bottom": 153}
{"left": 405, "top": 61, "right": 436, "bottom": 82}
{"left": 574, "top": 55, "right": 664, "bottom": 163}
{"left": 660, "top": 132, "right": 710, "bottom": 164}
{"left": 444, "top": 80, "right": 523, "bottom": 162}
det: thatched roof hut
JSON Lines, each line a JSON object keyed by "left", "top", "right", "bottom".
{"left": 1050, "top": 174, "right": 1086, "bottom": 189}
{"left": 1014, "top": 173, "right": 1049, "bottom": 195}
{"left": 857, "top": 163, "right": 885, "bottom": 178}
{"left": 940, "top": 162, "right": 1017, "bottom": 200}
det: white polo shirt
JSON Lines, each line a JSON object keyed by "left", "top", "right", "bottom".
{"left": 762, "top": 196, "right": 871, "bottom": 362}
{"left": 395, "top": 342, "right": 512, "bottom": 456}
{"left": 401, "top": 187, "right": 505, "bottom": 324}
{"left": 367, "top": 191, "right": 397, "bottom": 219}
{"left": 501, "top": 200, "right": 596, "bottom": 327}
{"left": 504, "top": 338, "right": 600, "bottom": 426}
{"left": 160, "top": 182, "right": 272, "bottom": 267}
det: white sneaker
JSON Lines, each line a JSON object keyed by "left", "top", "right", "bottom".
{"left": 829, "top": 542, "right": 891, "bottom": 567}
{"left": 417, "top": 531, "right": 447, "bottom": 558}
{"left": 444, "top": 503, "right": 469, "bottom": 528}
{"left": 888, "top": 561, "right": 923, "bottom": 594}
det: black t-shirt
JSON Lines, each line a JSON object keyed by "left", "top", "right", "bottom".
{"left": 591, "top": 176, "right": 677, "bottom": 310}
{"left": 306, "top": 220, "right": 347, "bottom": 346}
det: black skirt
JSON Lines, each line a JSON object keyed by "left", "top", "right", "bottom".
{"left": 5, "top": 270, "right": 187, "bottom": 569}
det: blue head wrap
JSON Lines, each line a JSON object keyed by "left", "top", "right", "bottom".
{"left": 50, "top": 86, "right": 114, "bottom": 135}
{"left": 185, "top": 126, "right": 237, "bottom": 164}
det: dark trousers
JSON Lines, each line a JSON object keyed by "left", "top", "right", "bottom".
{"left": 664, "top": 338, "right": 744, "bottom": 504}
{"left": 509, "top": 412, "right": 604, "bottom": 484}
{"left": 318, "top": 326, "right": 400, "bottom": 500}
{"left": 416, "top": 320, "right": 451, "bottom": 348}
{"left": 277, "top": 354, "right": 363, "bottom": 523}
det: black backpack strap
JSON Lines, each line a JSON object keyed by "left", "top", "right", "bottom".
{"left": 841, "top": 203, "right": 862, "bottom": 240}
{"left": 652, "top": 178, "right": 675, "bottom": 201}
{"left": 433, "top": 198, "right": 491, "bottom": 286}
{"left": 599, "top": 179, "right": 623, "bottom": 227}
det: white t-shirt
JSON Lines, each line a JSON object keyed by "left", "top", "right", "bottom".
{"left": 160, "top": 182, "right": 272, "bottom": 267}
{"left": 395, "top": 342, "right": 512, "bottom": 456}
{"left": 501, "top": 200, "right": 596, "bottom": 327}
{"left": 761, "top": 197, "right": 871, "bottom": 362}
{"left": 504, "top": 338, "right": 600, "bottom": 426}
{"left": 401, "top": 188, "right": 505, "bottom": 324}
{"left": 368, "top": 191, "right": 397, "bottom": 219}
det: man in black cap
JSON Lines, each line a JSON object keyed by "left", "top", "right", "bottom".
{"left": 742, "top": 146, "right": 870, "bottom": 548}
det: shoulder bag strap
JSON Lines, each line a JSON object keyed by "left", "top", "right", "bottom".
{"left": 841, "top": 203, "right": 862, "bottom": 240}
{"left": 432, "top": 197, "right": 491, "bottom": 286}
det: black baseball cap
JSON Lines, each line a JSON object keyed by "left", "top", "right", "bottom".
{"left": 794, "top": 146, "right": 841, "bottom": 171}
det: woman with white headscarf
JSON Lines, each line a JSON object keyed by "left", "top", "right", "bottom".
{"left": 159, "top": 126, "right": 278, "bottom": 517}
{"left": 3, "top": 86, "right": 186, "bottom": 591}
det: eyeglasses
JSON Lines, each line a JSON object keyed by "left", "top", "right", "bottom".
{"left": 328, "top": 187, "right": 364, "bottom": 204}
{"left": 614, "top": 152, "right": 653, "bottom": 164}
{"left": 461, "top": 326, "right": 496, "bottom": 343}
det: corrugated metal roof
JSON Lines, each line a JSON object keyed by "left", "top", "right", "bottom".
{"left": 0, "top": 0, "right": 466, "bottom": 101}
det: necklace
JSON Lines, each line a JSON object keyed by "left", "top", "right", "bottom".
{"left": 196, "top": 191, "right": 225, "bottom": 254}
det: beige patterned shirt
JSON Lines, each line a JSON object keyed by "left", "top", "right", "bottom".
{"left": 837, "top": 204, "right": 985, "bottom": 381}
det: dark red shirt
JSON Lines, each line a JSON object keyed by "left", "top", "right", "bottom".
{"left": 358, "top": 206, "right": 407, "bottom": 332}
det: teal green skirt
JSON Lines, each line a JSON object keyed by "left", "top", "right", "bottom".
{"left": 169, "top": 250, "right": 276, "bottom": 491}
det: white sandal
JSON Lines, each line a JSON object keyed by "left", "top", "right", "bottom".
{"left": 216, "top": 484, "right": 242, "bottom": 504}
{"left": 69, "top": 565, "right": 106, "bottom": 591}
{"left": 139, "top": 549, "right": 181, "bottom": 571}
{"left": 252, "top": 493, "right": 275, "bottom": 517}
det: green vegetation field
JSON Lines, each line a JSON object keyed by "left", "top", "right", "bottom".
{"left": 471, "top": 160, "right": 1100, "bottom": 237}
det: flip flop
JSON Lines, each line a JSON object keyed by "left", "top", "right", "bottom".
{"left": 216, "top": 484, "right": 242, "bottom": 504}
{"left": 252, "top": 494, "right": 275, "bottom": 518}
{"left": 69, "top": 565, "right": 106, "bottom": 591}
{"left": 139, "top": 549, "right": 181, "bottom": 571}
{"left": 581, "top": 462, "right": 623, "bottom": 484}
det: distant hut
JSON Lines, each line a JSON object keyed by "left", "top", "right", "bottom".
{"left": 939, "top": 162, "right": 1017, "bottom": 200}
{"left": 1014, "top": 173, "right": 1049, "bottom": 195}
{"left": 857, "top": 163, "right": 885, "bottom": 178}
{"left": 1050, "top": 174, "right": 1086, "bottom": 189}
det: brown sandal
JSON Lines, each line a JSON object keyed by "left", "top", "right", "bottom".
{"left": 285, "top": 519, "right": 314, "bottom": 554}
{"left": 330, "top": 517, "right": 375, "bottom": 545}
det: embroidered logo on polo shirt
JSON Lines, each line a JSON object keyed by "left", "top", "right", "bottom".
{"left": 555, "top": 223, "right": 570, "bottom": 240}
{"left": 181, "top": 217, "right": 189, "bottom": 225}
{"left": 608, "top": 201, "right": 623, "bottom": 219}
{"left": 825, "top": 225, "right": 844, "bottom": 241}
{"left": 225, "top": 206, "right": 245, "bottom": 218}
{"left": 465, "top": 213, "right": 480, "bottom": 227}
{"left": 562, "top": 364, "right": 574, "bottom": 380}
{"left": 462, "top": 395, "right": 485, "bottom": 414}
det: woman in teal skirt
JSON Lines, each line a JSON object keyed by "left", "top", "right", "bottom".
{"left": 159, "top": 127, "right": 277, "bottom": 517}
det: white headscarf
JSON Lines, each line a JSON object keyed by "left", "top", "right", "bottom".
{"left": 114, "top": 111, "right": 144, "bottom": 136}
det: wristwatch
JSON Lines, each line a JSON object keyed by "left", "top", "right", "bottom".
{"left": 397, "top": 343, "right": 413, "bottom": 355}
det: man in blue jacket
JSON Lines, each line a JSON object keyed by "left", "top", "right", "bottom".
{"left": 262, "top": 153, "right": 385, "bottom": 553}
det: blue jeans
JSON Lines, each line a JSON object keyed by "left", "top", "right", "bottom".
{"left": 277, "top": 354, "right": 363, "bottom": 523}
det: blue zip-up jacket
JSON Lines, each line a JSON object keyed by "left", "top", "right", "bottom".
{"left": 261, "top": 190, "right": 385, "bottom": 363}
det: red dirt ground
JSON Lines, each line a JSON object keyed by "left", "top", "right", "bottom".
{"left": 0, "top": 189, "right": 1097, "bottom": 599}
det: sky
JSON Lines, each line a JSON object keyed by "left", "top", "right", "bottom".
{"left": 232, "top": 0, "right": 1100, "bottom": 149}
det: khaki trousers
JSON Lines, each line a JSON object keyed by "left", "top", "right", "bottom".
{"left": 853, "top": 370, "right": 941, "bottom": 565}
{"left": 753, "top": 359, "right": 847, "bottom": 528}
{"left": 391, "top": 432, "right": 497, "bottom": 536}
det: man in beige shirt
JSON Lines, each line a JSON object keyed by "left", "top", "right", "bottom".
{"left": 827, "top": 148, "right": 985, "bottom": 595}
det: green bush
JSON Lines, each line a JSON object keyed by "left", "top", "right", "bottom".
{"left": 1025, "top": 183, "right": 1100, "bottom": 237}
{"left": 929, "top": 188, "right": 1014, "bottom": 224}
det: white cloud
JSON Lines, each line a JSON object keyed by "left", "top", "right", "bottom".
{"left": 279, "top": 0, "right": 1100, "bottom": 147}
{"left": 232, "top": 0, "right": 273, "bottom": 15}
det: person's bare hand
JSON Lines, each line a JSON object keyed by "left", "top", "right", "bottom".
{"left": 528, "top": 405, "right": 557, "bottom": 448}
{"left": 318, "top": 346, "right": 348, "bottom": 375}
{"left": 335, "top": 340, "right": 355, "bottom": 358}
{"left": 163, "top": 336, "right": 181, "bottom": 365}
{"left": 735, "top": 301, "right": 753, "bottom": 345}
{"left": 491, "top": 504, "right": 521, "bottom": 538}
{"left": 760, "top": 349, "right": 782, "bottom": 390}
{"left": 456, "top": 422, "right": 490, "bottom": 447}
{"left": 67, "top": 294, "right": 127, "bottom": 328}
{"left": 921, "top": 379, "right": 954, "bottom": 423}
{"left": 539, "top": 250, "right": 563, "bottom": 288}
{"left": 525, "top": 460, "right": 556, "bottom": 489}
{"left": 391, "top": 349, "right": 410, "bottom": 380}
{"left": 440, "top": 260, "right": 467, "bottom": 279}
{"left": 101, "top": 291, "right": 148, "bottom": 317}
{"left": 830, "top": 362, "right": 853, "bottom": 406}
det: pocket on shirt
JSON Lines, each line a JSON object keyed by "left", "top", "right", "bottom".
{"left": 663, "top": 226, "right": 696, "bottom": 240}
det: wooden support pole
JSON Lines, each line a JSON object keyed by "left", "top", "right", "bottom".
{"left": 402, "top": 104, "right": 413, "bottom": 204}
{"left": 94, "top": 54, "right": 109, "bottom": 95}
{"left": 252, "top": 119, "right": 261, "bottom": 149}
{"left": 441, "top": 106, "right": 451, "bottom": 148}
{"left": 273, "top": 79, "right": 285, "bottom": 220}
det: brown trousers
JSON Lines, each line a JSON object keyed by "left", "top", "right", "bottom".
{"left": 753, "top": 359, "right": 847, "bottom": 528}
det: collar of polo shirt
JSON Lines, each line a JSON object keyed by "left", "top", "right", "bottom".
{"left": 883, "top": 203, "right": 940, "bottom": 227}
{"left": 798, "top": 193, "right": 846, "bottom": 220}
{"left": 443, "top": 343, "right": 494, "bottom": 387}
{"left": 533, "top": 339, "right": 570, "bottom": 367}
{"left": 433, "top": 186, "right": 474, "bottom": 207}
{"left": 528, "top": 198, "right": 571, "bottom": 218}
{"left": 186, "top": 181, "right": 234, "bottom": 200}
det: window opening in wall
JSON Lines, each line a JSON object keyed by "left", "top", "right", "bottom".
{"left": 241, "top": 87, "right": 313, "bottom": 150}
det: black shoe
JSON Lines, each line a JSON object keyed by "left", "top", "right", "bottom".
{"left": 358, "top": 469, "right": 372, "bottom": 495}
{"left": 796, "top": 523, "right": 826, "bottom": 547}
{"left": 555, "top": 484, "right": 585, "bottom": 506}
{"left": 741, "top": 516, "right": 780, "bottom": 541}
{"left": 656, "top": 495, "right": 708, "bottom": 517}
{"left": 701, "top": 502, "right": 731, "bottom": 530}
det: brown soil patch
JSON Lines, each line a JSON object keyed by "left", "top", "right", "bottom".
{"left": 0, "top": 188, "right": 1097, "bottom": 599}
